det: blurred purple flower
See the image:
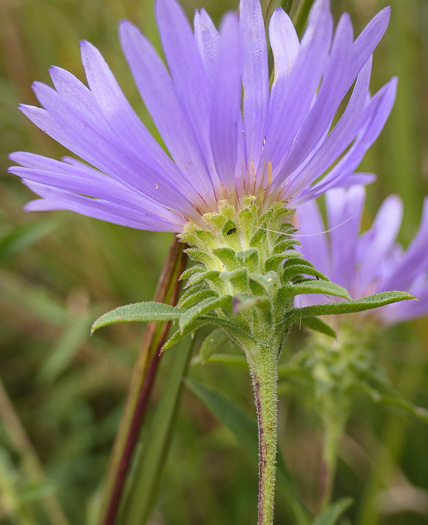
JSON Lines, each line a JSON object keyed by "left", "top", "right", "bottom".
{"left": 296, "top": 186, "right": 428, "bottom": 323}
{"left": 10, "top": 0, "right": 395, "bottom": 233}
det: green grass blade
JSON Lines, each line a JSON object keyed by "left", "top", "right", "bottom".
{"left": 312, "top": 497, "right": 353, "bottom": 525}
{"left": 120, "top": 336, "right": 194, "bottom": 525}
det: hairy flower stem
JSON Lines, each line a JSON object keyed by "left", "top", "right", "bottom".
{"left": 247, "top": 346, "right": 279, "bottom": 525}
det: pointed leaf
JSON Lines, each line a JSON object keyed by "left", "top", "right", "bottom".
{"left": 312, "top": 497, "right": 353, "bottom": 525}
{"left": 290, "top": 291, "right": 415, "bottom": 323}
{"left": 301, "top": 317, "right": 336, "bottom": 338}
{"left": 280, "top": 281, "right": 351, "bottom": 301}
{"left": 91, "top": 302, "right": 181, "bottom": 333}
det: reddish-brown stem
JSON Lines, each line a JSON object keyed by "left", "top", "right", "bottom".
{"left": 99, "top": 238, "right": 186, "bottom": 525}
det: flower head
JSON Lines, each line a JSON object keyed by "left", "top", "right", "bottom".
{"left": 10, "top": 0, "right": 395, "bottom": 233}
{"left": 296, "top": 186, "right": 428, "bottom": 324}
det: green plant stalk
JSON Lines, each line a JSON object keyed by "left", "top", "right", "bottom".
{"left": 98, "top": 237, "right": 186, "bottom": 525}
{"left": 246, "top": 344, "right": 280, "bottom": 525}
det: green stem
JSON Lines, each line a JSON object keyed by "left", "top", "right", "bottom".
{"left": 247, "top": 347, "right": 279, "bottom": 525}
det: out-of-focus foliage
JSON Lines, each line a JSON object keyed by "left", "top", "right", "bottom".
{"left": 0, "top": 0, "right": 427, "bottom": 524}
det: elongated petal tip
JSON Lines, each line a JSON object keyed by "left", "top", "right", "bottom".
{"left": 118, "top": 19, "right": 140, "bottom": 43}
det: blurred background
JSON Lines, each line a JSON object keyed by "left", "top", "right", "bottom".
{"left": 0, "top": 0, "right": 427, "bottom": 523}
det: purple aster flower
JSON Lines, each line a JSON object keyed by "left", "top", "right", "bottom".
{"left": 296, "top": 186, "right": 428, "bottom": 324}
{"left": 9, "top": 0, "right": 395, "bottom": 233}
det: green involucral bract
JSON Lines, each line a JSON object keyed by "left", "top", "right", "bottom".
{"left": 178, "top": 197, "right": 299, "bottom": 351}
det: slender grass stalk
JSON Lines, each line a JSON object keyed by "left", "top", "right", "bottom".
{"left": 120, "top": 335, "right": 195, "bottom": 524}
{"left": 320, "top": 417, "right": 344, "bottom": 511}
{"left": 294, "top": 0, "right": 317, "bottom": 36}
{"left": 0, "top": 377, "right": 70, "bottom": 525}
{"left": 98, "top": 237, "right": 186, "bottom": 525}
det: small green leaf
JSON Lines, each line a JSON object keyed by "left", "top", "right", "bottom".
{"left": 91, "top": 302, "right": 181, "bottom": 333}
{"left": 300, "top": 317, "right": 336, "bottom": 338}
{"left": 163, "top": 319, "right": 211, "bottom": 350}
{"left": 178, "top": 288, "right": 218, "bottom": 309}
{"left": 164, "top": 315, "right": 254, "bottom": 351}
{"left": 236, "top": 248, "right": 259, "bottom": 271}
{"left": 185, "top": 248, "right": 213, "bottom": 265}
{"left": 312, "top": 497, "right": 353, "bottom": 525}
{"left": 179, "top": 295, "right": 233, "bottom": 331}
{"left": 290, "top": 291, "right": 415, "bottom": 323}
{"left": 283, "top": 264, "right": 329, "bottom": 283}
{"left": 249, "top": 271, "right": 280, "bottom": 293}
{"left": 186, "top": 269, "right": 222, "bottom": 288}
{"left": 213, "top": 247, "right": 239, "bottom": 270}
{"left": 179, "top": 265, "right": 204, "bottom": 281}
{"left": 358, "top": 383, "right": 428, "bottom": 424}
{"left": 18, "top": 479, "right": 57, "bottom": 504}
{"left": 280, "top": 281, "right": 351, "bottom": 301}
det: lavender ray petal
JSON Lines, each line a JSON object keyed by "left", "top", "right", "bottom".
{"left": 295, "top": 173, "right": 376, "bottom": 204}
{"left": 10, "top": 165, "right": 181, "bottom": 223}
{"left": 269, "top": 8, "right": 299, "bottom": 86}
{"left": 49, "top": 66, "right": 106, "bottom": 122}
{"left": 194, "top": 9, "right": 220, "bottom": 83}
{"left": 261, "top": 0, "right": 333, "bottom": 176}
{"left": 295, "top": 199, "right": 330, "bottom": 277}
{"left": 9, "top": 152, "right": 182, "bottom": 221}
{"left": 79, "top": 41, "right": 190, "bottom": 189}
{"left": 326, "top": 186, "right": 365, "bottom": 291}
{"left": 23, "top": 181, "right": 183, "bottom": 232}
{"left": 210, "top": 14, "right": 241, "bottom": 188}
{"left": 29, "top": 82, "right": 197, "bottom": 215}
{"left": 276, "top": 14, "right": 353, "bottom": 180}
{"left": 119, "top": 20, "right": 217, "bottom": 202}
{"left": 239, "top": 0, "right": 269, "bottom": 169}
{"left": 356, "top": 194, "right": 403, "bottom": 295}
{"left": 282, "top": 58, "right": 372, "bottom": 200}
{"left": 348, "top": 7, "right": 391, "bottom": 92}
{"left": 381, "top": 197, "right": 428, "bottom": 291}
{"left": 155, "top": 0, "right": 218, "bottom": 187}
{"left": 294, "top": 77, "right": 397, "bottom": 203}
